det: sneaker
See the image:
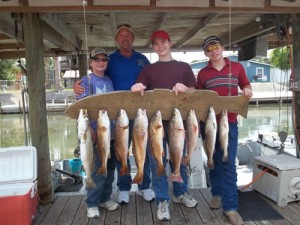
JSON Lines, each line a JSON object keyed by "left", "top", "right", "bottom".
{"left": 87, "top": 207, "right": 100, "bottom": 218}
{"left": 100, "top": 200, "right": 119, "bottom": 211}
{"left": 224, "top": 210, "right": 244, "bottom": 225}
{"left": 209, "top": 196, "right": 222, "bottom": 209}
{"left": 136, "top": 189, "right": 155, "bottom": 202}
{"left": 172, "top": 192, "right": 198, "bottom": 208}
{"left": 118, "top": 191, "right": 130, "bottom": 204}
{"left": 157, "top": 201, "right": 170, "bottom": 221}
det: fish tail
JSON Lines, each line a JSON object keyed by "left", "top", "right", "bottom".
{"left": 97, "top": 166, "right": 107, "bottom": 177}
{"left": 207, "top": 160, "right": 215, "bottom": 169}
{"left": 119, "top": 166, "right": 130, "bottom": 176}
{"left": 222, "top": 154, "right": 229, "bottom": 162}
{"left": 157, "top": 165, "right": 166, "bottom": 176}
{"left": 168, "top": 173, "right": 183, "bottom": 183}
{"left": 85, "top": 179, "right": 96, "bottom": 190}
{"left": 132, "top": 173, "right": 144, "bottom": 185}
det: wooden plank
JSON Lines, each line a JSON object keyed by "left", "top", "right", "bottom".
{"left": 189, "top": 189, "right": 221, "bottom": 225}
{"left": 136, "top": 194, "right": 154, "bottom": 225}
{"left": 179, "top": 204, "right": 203, "bottom": 225}
{"left": 88, "top": 207, "right": 106, "bottom": 225}
{"left": 150, "top": 201, "right": 171, "bottom": 225}
{"left": 32, "top": 203, "right": 52, "bottom": 225}
{"left": 65, "top": 89, "right": 249, "bottom": 121}
{"left": 156, "top": 0, "right": 209, "bottom": 7}
{"left": 56, "top": 195, "right": 83, "bottom": 225}
{"left": 168, "top": 201, "right": 187, "bottom": 225}
{"left": 94, "top": 0, "right": 150, "bottom": 6}
{"left": 215, "top": 0, "right": 264, "bottom": 7}
{"left": 120, "top": 194, "right": 137, "bottom": 225}
{"left": 72, "top": 196, "right": 89, "bottom": 225}
{"left": 40, "top": 196, "right": 69, "bottom": 225}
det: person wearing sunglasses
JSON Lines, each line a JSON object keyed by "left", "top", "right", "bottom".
{"left": 197, "top": 36, "right": 253, "bottom": 225}
{"left": 131, "top": 30, "right": 198, "bottom": 221}
{"left": 74, "top": 24, "right": 155, "bottom": 205}
{"left": 76, "top": 48, "right": 119, "bottom": 219}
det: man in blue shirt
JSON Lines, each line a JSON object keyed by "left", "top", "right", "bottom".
{"left": 74, "top": 24, "right": 154, "bottom": 204}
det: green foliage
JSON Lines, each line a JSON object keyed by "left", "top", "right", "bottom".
{"left": 269, "top": 47, "right": 291, "bottom": 71}
{"left": 0, "top": 59, "right": 20, "bottom": 80}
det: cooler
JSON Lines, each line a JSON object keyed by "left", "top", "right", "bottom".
{"left": 0, "top": 146, "right": 38, "bottom": 225}
{"left": 252, "top": 154, "right": 300, "bottom": 206}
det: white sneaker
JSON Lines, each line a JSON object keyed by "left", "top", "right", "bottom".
{"left": 136, "top": 189, "right": 155, "bottom": 202}
{"left": 172, "top": 192, "right": 198, "bottom": 208}
{"left": 118, "top": 191, "right": 130, "bottom": 204}
{"left": 87, "top": 207, "right": 100, "bottom": 218}
{"left": 157, "top": 201, "right": 170, "bottom": 221}
{"left": 100, "top": 200, "right": 119, "bottom": 211}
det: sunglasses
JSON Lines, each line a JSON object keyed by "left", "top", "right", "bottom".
{"left": 205, "top": 43, "right": 221, "bottom": 52}
{"left": 92, "top": 57, "right": 109, "bottom": 62}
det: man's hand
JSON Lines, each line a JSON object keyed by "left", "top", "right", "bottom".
{"left": 131, "top": 83, "right": 146, "bottom": 96}
{"left": 172, "top": 83, "right": 189, "bottom": 95}
{"left": 242, "top": 87, "right": 253, "bottom": 99}
{"left": 73, "top": 80, "right": 85, "bottom": 96}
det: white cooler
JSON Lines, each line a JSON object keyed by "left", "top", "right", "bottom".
{"left": 252, "top": 154, "right": 300, "bottom": 206}
{"left": 0, "top": 146, "right": 38, "bottom": 225}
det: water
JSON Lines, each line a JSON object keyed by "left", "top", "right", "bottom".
{"left": 0, "top": 103, "right": 294, "bottom": 160}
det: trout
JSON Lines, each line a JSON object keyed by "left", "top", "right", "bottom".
{"left": 219, "top": 109, "right": 229, "bottom": 162}
{"left": 132, "top": 108, "right": 148, "bottom": 184}
{"left": 149, "top": 110, "right": 166, "bottom": 176}
{"left": 204, "top": 106, "right": 217, "bottom": 169}
{"left": 77, "top": 109, "right": 96, "bottom": 189}
{"left": 96, "top": 110, "right": 111, "bottom": 176}
{"left": 114, "top": 109, "right": 130, "bottom": 176}
{"left": 168, "top": 108, "right": 185, "bottom": 183}
{"left": 182, "top": 109, "right": 199, "bottom": 166}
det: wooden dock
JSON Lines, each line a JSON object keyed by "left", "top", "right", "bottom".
{"left": 32, "top": 188, "right": 300, "bottom": 225}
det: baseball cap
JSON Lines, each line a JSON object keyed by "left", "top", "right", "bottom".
{"left": 150, "top": 30, "right": 170, "bottom": 43}
{"left": 90, "top": 48, "right": 107, "bottom": 58}
{"left": 203, "top": 36, "right": 222, "bottom": 50}
{"left": 115, "top": 24, "right": 134, "bottom": 37}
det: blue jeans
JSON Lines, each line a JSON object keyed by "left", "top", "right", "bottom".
{"left": 116, "top": 120, "right": 152, "bottom": 191}
{"left": 200, "top": 121, "right": 239, "bottom": 212}
{"left": 86, "top": 141, "right": 116, "bottom": 208}
{"left": 149, "top": 122, "right": 189, "bottom": 204}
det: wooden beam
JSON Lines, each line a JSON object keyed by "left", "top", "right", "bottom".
{"left": 0, "top": 13, "right": 23, "bottom": 41}
{"left": 147, "top": 12, "right": 168, "bottom": 48}
{"left": 174, "top": 13, "right": 220, "bottom": 48}
{"left": 40, "top": 13, "right": 80, "bottom": 48}
{"left": 22, "top": 13, "right": 53, "bottom": 204}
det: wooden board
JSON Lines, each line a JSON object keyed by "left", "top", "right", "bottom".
{"left": 65, "top": 89, "right": 249, "bottom": 122}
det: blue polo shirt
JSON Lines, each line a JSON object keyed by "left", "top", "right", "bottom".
{"left": 106, "top": 49, "right": 150, "bottom": 90}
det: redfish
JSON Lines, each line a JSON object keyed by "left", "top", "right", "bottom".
{"left": 219, "top": 109, "right": 229, "bottom": 162}
{"left": 96, "top": 110, "right": 111, "bottom": 176}
{"left": 114, "top": 109, "right": 130, "bottom": 176}
{"left": 77, "top": 109, "right": 95, "bottom": 189}
{"left": 149, "top": 110, "right": 166, "bottom": 176}
{"left": 204, "top": 106, "right": 217, "bottom": 169}
{"left": 168, "top": 108, "right": 185, "bottom": 183}
{"left": 182, "top": 109, "right": 199, "bottom": 166}
{"left": 132, "top": 108, "right": 148, "bottom": 184}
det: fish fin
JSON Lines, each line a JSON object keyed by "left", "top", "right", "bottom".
{"left": 97, "top": 167, "right": 107, "bottom": 177}
{"left": 168, "top": 173, "right": 183, "bottom": 183}
{"left": 85, "top": 179, "right": 96, "bottom": 190}
{"left": 120, "top": 166, "right": 130, "bottom": 176}
{"left": 132, "top": 173, "right": 144, "bottom": 185}
{"left": 181, "top": 156, "right": 190, "bottom": 166}
{"left": 222, "top": 154, "right": 229, "bottom": 162}
{"left": 207, "top": 161, "right": 214, "bottom": 170}
{"left": 156, "top": 165, "right": 166, "bottom": 176}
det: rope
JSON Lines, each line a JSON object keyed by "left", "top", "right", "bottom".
{"left": 227, "top": 0, "right": 232, "bottom": 96}
{"left": 82, "top": 0, "right": 89, "bottom": 74}
{"left": 239, "top": 167, "right": 269, "bottom": 192}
